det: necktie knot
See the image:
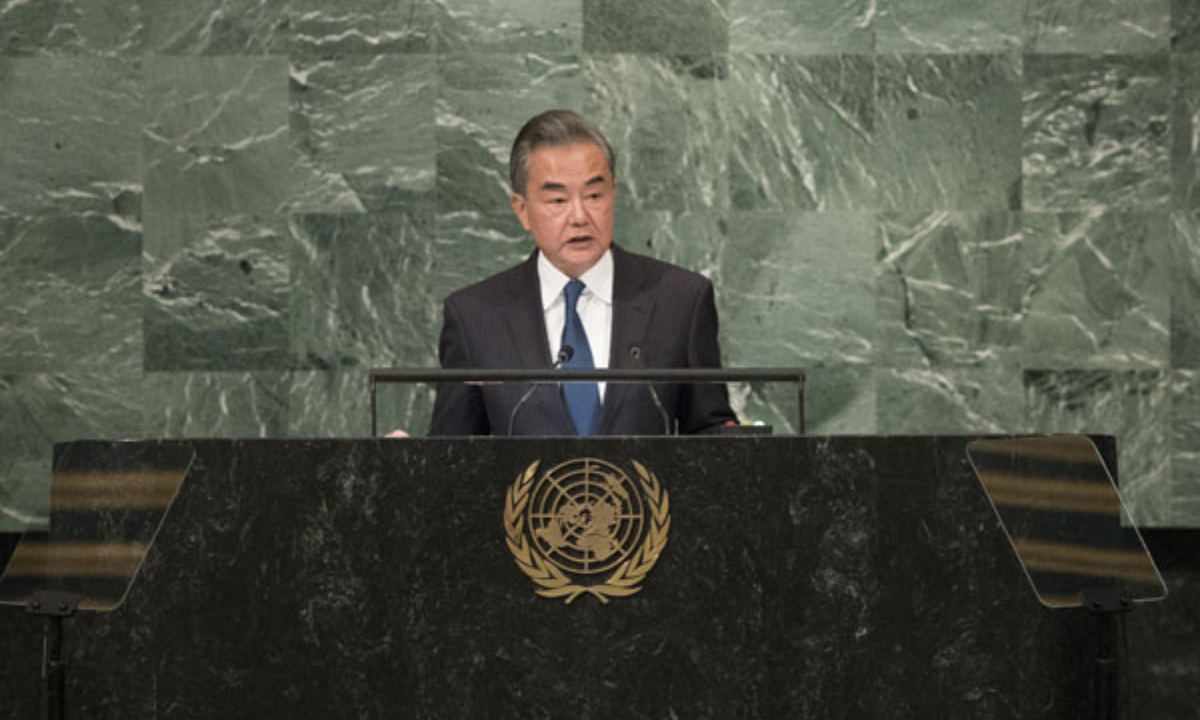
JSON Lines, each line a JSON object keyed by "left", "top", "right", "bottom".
{"left": 564, "top": 278, "right": 586, "bottom": 309}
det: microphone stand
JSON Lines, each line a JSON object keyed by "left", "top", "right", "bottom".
{"left": 26, "top": 590, "right": 79, "bottom": 720}
{"left": 369, "top": 367, "right": 806, "bottom": 437}
{"left": 629, "top": 346, "right": 673, "bottom": 435}
{"left": 1083, "top": 588, "right": 1133, "bottom": 720}
{"left": 507, "top": 347, "right": 574, "bottom": 435}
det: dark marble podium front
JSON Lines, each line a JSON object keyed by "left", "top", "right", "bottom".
{"left": 6, "top": 437, "right": 1099, "bottom": 719}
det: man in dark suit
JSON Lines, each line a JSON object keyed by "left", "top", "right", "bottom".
{"left": 428, "top": 110, "right": 735, "bottom": 436}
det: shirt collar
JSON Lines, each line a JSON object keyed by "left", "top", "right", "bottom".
{"left": 537, "top": 247, "right": 614, "bottom": 310}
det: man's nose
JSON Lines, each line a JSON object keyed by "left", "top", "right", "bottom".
{"left": 568, "top": 196, "right": 588, "bottom": 224}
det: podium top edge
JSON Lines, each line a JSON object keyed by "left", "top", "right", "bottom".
{"left": 367, "top": 368, "right": 806, "bottom": 383}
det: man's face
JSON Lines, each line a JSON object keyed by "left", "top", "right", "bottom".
{"left": 509, "top": 142, "right": 616, "bottom": 278}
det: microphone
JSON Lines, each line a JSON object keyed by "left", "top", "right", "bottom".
{"left": 507, "top": 346, "right": 574, "bottom": 435}
{"left": 629, "top": 346, "right": 673, "bottom": 436}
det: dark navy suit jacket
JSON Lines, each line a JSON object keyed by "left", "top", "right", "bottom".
{"left": 428, "top": 244, "right": 736, "bottom": 436}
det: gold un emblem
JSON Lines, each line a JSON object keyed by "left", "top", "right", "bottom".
{"left": 504, "top": 458, "right": 670, "bottom": 604}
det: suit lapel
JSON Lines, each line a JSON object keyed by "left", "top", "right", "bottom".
{"left": 598, "top": 245, "right": 655, "bottom": 434}
{"left": 502, "top": 252, "right": 554, "bottom": 369}
{"left": 503, "top": 251, "right": 575, "bottom": 432}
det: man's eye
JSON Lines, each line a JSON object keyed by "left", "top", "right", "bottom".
{"left": 587, "top": 193, "right": 603, "bottom": 200}
{"left": 548, "top": 198, "right": 566, "bottom": 204}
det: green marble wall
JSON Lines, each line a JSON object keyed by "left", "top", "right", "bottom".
{"left": 1, "top": 0, "right": 1198, "bottom": 528}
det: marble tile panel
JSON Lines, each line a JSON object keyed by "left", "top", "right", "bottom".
{"left": 289, "top": 54, "right": 436, "bottom": 214}
{"left": 728, "top": 0, "right": 875, "bottom": 54}
{"left": 435, "top": 210, "right": 537, "bottom": 290}
{"left": 0, "top": 0, "right": 141, "bottom": 55}
{"left": 1172, "top": 210, "right": 1200, "bottom": 368}
{"left": 1023, "top": 54, "right": 1170, "bottom": 211}
{"left": 726, "top": 380, "right": 800, "bottom": 435}
{"left": 1025, "top": 370, "right": 1172, "bottom": 526}
{"left": 877, "top": 364, "right": 1025, "bottom": 433}
{"left": 370, "top": 378, "right": 440, "bottom": 438}
{"left": 715, "top": 211, "right": 876, "bottom": 368}
{"left": 1172, "top": 370, "right": 1200, "bottom": 525}
{"left": 1172, "top": 53, "right": 1200, "bottom": 208}
{"left": 0, "top": 372, "right": 144, "bottom": 531}
{"left": 0, "top": 457, "right": 50, "bottom": 532}
{"left": 1020, "top": 211, "right": 1170, "bottom": 369}
{"left": 0, "top": 214, "right": 142, "bottom": 375}
{"left": 1174, "top": 0, "right": 1200, "bottom": 51}
{"left": 792, "top": 363, "right": 875, "bottom": 435}
{"left": 289, "top": 209, "right": 537, "bottom": 434}
{"left": 1024, "top": 0, "right": 1171, "bottom": 53}
{"left": 435, "top": 54, "right": 587, "bottom": 214}
{"left": 436, "top": 0, "right": 582, "bottom": 53}
{"left": 876, "top": 211, "right": 1026, "bottom": 368}
{"left": 583, "top": 0, "right": 729, "bottom": 54}
{"left": 143, "top": 56, "right": 291, "bottom": 217}
{"left": 585, "top": 54, "right": 727, "bottom": 212}
{"left": 1176, "top": 504, "right": 1200, "bottom": 530}
{"left": 288, "top": 368, "right": 436, "bottom": 438}
{"left": 143, "top": 0, "right": 292, "bottom": 55}
{"left": 874, "top": 53, "right": 1021, "bottom": 211}
{"left": 613, "top": 210, "right": 726, "bottom": 278}
{"left": 875, "top": 0, "right": 1023, "bottom": 53}
{"left": 0, "top": 57, "right": 141, "bottom": 217}
{"left": 0, "top": 372, "right": 145, "bottom": 456}
{"left": 1173, "top": 499, "right": 1200, "bottom": 527}
{"left": 142, "top": 371, "right": 289, "bottom": 438}
{"left": 726, "top": 54, "right": 877, "bottom": 211}
{"left": 143, "top": 213, "right": 290, "bottom": 371}
{"left": 289, "top": 207, "right": 449, "bottom": 371}
{"left": 286, "top": 0, "right": 438, "bottom": 54}
{"left": 288, "top": 370, "right": 369, "bottom": 438}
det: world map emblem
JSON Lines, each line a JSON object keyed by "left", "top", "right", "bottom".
{"left": 503, "top": 458, "right": 670, "bottom": 604}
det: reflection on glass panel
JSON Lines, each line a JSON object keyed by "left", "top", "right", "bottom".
{"left": 728, "top": 382, "right": 798, "bottom": 435}
{"left": 0, "top": 443, "right": 194, "bottom": 613}
{"left": 376, "top": 382, "right": 437, "bottom": 437}
{"left": 379, "top": 379, "right": 794, "bottom": 437}
{"left": 967, "top": 435, "right": 1166, "bottom": 609}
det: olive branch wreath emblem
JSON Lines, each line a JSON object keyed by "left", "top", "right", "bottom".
{"left": 503, "top": 459, "right": 671, "bottom": 604}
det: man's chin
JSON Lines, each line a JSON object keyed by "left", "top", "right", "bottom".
{"left": 555, "top": 243, "right": 605, "bottom": 275}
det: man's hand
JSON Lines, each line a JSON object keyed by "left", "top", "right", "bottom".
{"left": 385, "top": 429, "right": 410, "bottom": 438}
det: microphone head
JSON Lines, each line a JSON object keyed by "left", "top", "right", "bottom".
{"left": 558, "top": 345, "right": 575, "bottom": 364}
{"left": 629, "top": 346, "right": 642, "bottom": 360}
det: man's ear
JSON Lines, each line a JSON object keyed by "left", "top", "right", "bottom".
{"left": 509, "top": 191, "right": 531, "bottom": 231}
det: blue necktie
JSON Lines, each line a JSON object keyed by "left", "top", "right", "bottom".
{"left": 561, "top": 279, "right": 600, "bottom": 436}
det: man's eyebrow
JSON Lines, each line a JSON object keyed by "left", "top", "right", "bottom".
{"left": 537, "top": 176, "right": 607, "bottom": 192}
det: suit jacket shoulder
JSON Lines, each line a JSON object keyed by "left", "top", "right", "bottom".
{"left": 440, "top": 252, "right": 548, "bottom": 368}
{"left": 444, "top": 255, "right": 537, "bottom": 312}
{"left": 612, "top": 246, "right": 712, "bottom": 300}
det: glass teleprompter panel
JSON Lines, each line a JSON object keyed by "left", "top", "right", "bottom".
{"left": 0, "top": 442, "right": 194, "bottom": 613}
{"left": 966, "top": 435, "right": 1166, "bottom": 609}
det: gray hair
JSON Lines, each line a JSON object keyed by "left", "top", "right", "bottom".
{"left": 509, "top": 109, "right": 616, "bottom": 196}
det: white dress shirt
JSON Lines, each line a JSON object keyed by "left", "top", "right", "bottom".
{"left": 538, "top": 248, "right": 613, "bottom": 400}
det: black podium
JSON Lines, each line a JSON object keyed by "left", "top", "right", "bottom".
{"left": 1, "top": 436, "right": 1129, "bottom": 719}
